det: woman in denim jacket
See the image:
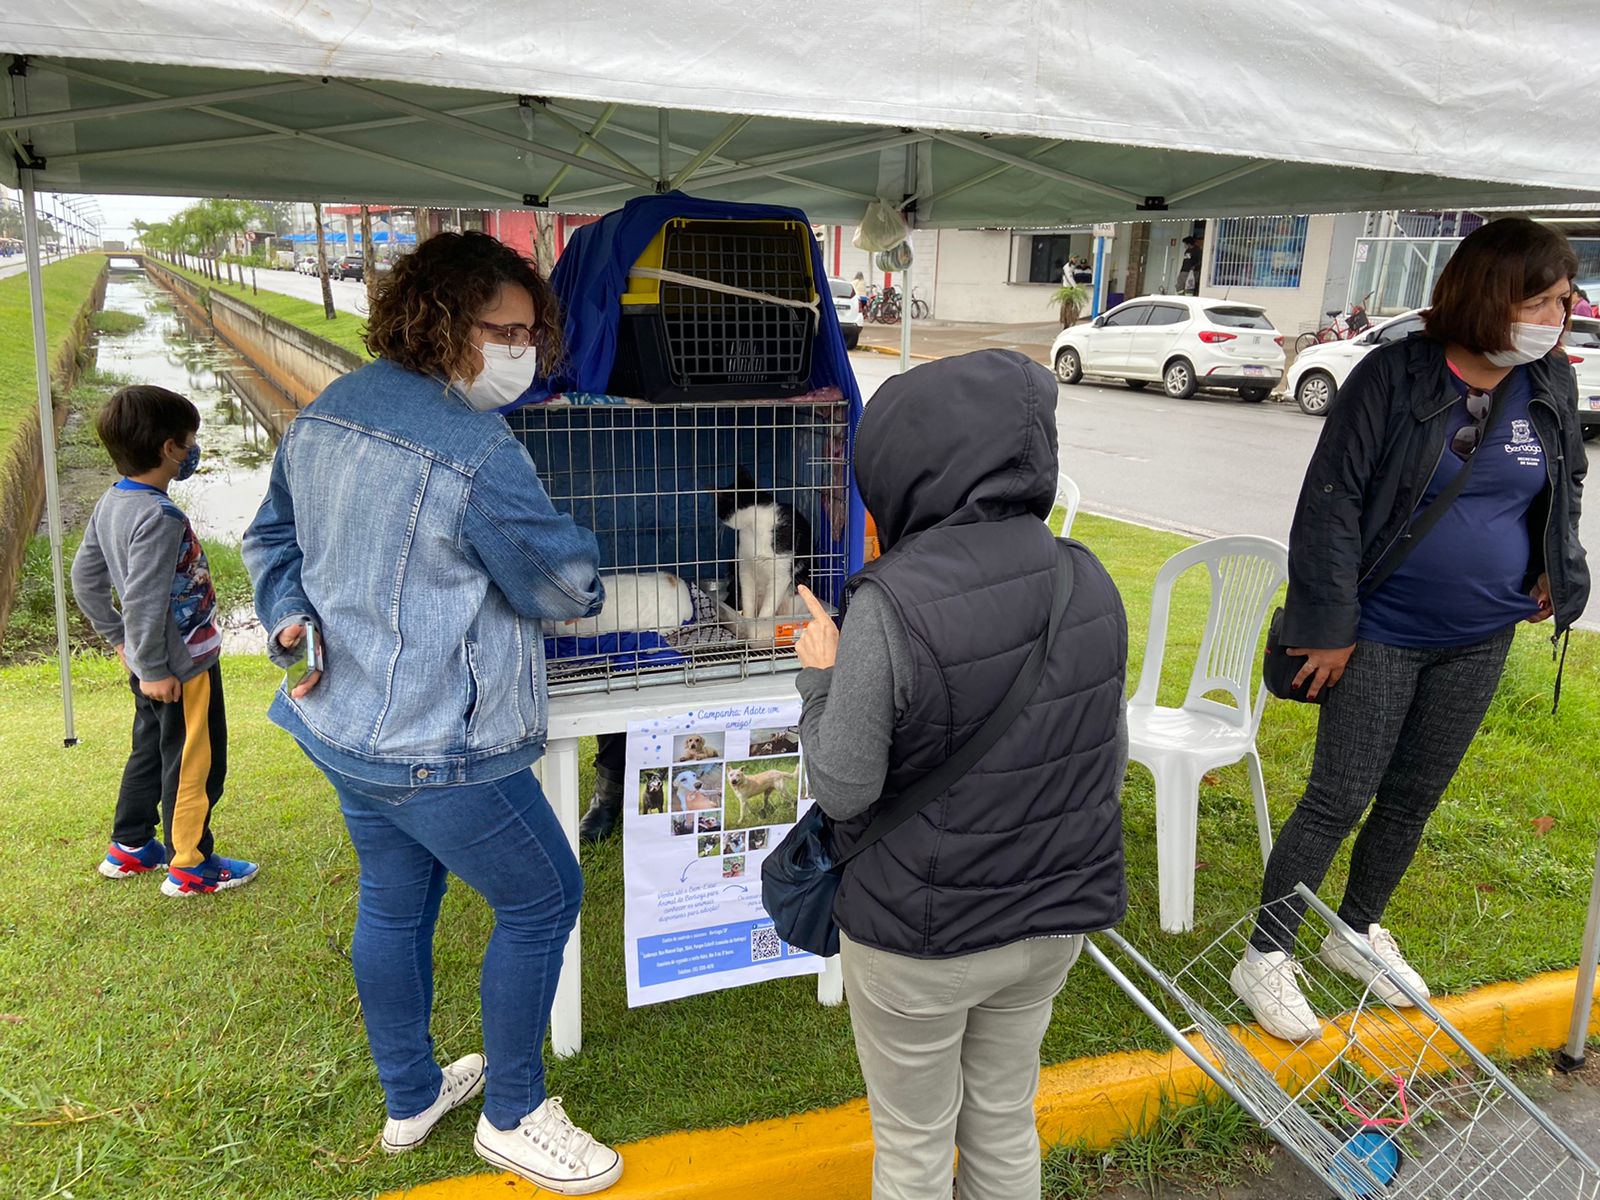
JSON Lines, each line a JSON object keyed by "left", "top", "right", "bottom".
{"left": 244, "top": 232, "right": 621, "bottom": 1194}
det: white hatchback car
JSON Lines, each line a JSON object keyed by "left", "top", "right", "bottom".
{"left": 1567, "top": 315, "right": 1600, "bottom": 440}
{"left": 1051, "top": 295, "right": 1285, "bottom": 401}
{"left": 1285, "top": 309, "right": 1426, "bottom": 416}
{"left": 828, "top": 276, "right": 864, "bottom": 350}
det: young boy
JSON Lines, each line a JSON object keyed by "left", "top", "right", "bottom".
{"left": 71, "top": 385, "right": 258, "bottom": 897}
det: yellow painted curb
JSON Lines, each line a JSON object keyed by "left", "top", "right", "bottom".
{"left": 855, "top": 342, "right": 938, "bottom": 361}
{"left": 383, "top": 966, "right": 1596, "bottom": 1200}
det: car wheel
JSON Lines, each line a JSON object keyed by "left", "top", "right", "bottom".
{"left": 1583, "top": 424, "right": 1599, "bottom": 442}
{"left": 1295, "top": 370, "right": 1337, "bottom": 416}
{"left": 843, "top": 328, "right": 860, "bottom": 350}
{"left": 1239, "top": 386, "right": 1270, "bottom": 403}
{"left": 1125, "top": 380, "right": 1149, "bottom": 391}
{"left": 1163, "top": 358, "right": 1197, "bottom": 399}
{"left": 1055, "top": 347, "right": 1083, "bottom": 385}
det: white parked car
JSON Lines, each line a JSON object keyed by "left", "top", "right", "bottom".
{"left": 1050, "top": 295, "right": 1286, "bottom": 402}
{"left": 294, "top": 255, "right": 319, "bottom": 275}
{"left": 1567, "top": 315, "right": 1600, "bottom": 440}
{"left": 1285, "top": 309, "right": 1426, "bottom": 416}
{"left": 828, "top": 276, "right": 864, "bottom": 349}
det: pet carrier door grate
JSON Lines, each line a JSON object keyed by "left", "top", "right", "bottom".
{"left": 1086, "top": 885, "right": 1600, "bottom": 1199}
{"left": 508, "top": 395, "right": 851, "bottom": 696}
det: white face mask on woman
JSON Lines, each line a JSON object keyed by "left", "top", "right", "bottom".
{"left": 459, "top": 341, "right": 538, "bottom": 411}
{"left": 1485, "top": 321, "right": 1563, "bottom": 367}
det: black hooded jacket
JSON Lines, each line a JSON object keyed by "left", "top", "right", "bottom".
{"left": 1282, "top": 335, "right": 1589, "bottom": 652}
{"left": 829, "top": 350, "right": 1129, "bottom": 958}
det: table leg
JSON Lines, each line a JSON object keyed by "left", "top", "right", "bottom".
{"left": 538, "top": 739, "right": 584, "bottom": 1058}
{"left": 816, "top": 954, "right": 844, "bottom": 1006}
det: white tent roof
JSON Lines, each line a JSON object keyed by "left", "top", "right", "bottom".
{"left": 5, "top": 0, "right": 1600, "bottom": 223}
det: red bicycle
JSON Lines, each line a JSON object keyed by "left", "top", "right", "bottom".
{"left": 1295, "top": 292, "right": 1374, "bottom": 353}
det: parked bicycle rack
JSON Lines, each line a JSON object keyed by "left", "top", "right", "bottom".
{"left": 1087, "top": 884, "right": 1600, "bottom": 1198}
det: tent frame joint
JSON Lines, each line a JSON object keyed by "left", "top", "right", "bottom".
{"left": 7, "top": 55, "right": 27, "bottom": 78}
{"left": 1138, "top": 195, "right": 1168, "bottom": 211}
{"left": 521, "top": 192, "right": 549, "bottom": 208}
{"left": 14, "top": 142, "right": 43, "bottom": 170}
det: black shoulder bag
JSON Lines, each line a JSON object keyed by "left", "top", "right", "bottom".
{"left": 1264, "top": 373, "right": 1513, "bottom": 704}
{"left": 762, "top": 542, "right": 1076, "bottom": 957}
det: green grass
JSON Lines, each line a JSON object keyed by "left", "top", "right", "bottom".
{"left": 0, "top": 256, "right": 107, "bottom": 455}
{"left": 0, "top": 512, "right": 1596, "bottom": 1197}
{"left": 152, "top": 259, "right": 372, "bottom": 359}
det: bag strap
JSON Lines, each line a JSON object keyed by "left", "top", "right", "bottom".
{"left": 837, "top": 541, "right": 1076, "bottom": 866}
{"left": 1358, "top": 370, "right": 1515, "bottom": 599}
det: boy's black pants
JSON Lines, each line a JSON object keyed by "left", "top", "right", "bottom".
{"left": 112, "top": 662, "right": 227, "bottom": 870}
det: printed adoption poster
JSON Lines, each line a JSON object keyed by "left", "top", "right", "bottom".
{"left": 622, "top": 699, "right": 822, "bottom": 1007}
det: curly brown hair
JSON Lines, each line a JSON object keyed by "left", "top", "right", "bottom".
{"left": 364, "top": 231, "right": 563, "bottom": 382}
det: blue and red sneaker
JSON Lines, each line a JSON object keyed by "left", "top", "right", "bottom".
{"left": 98, "top": 840, "right": 168, "bottom": 880}
{"left": 160, "top": 854, "right": 260, "bottom": 897}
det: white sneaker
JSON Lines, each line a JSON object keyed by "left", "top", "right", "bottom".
{"left": 1230, "top": 951, "right": 1324, "bottom": 1043}
{"left": 474, "top": 1096, "right": 623, "bottom": 1195}
{"left": 381, "top": 1052, "right": 486, "bottom": 1154}
{"left": 1319, "top": 924, "right": 1430, "bottom": 1007}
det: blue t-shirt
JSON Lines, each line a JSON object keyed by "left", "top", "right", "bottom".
{"left": 1358, "top": 367, "right": 1546, "bottom": 648}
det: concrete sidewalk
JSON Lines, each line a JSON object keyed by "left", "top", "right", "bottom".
{"left": 858, "top": 318, "right": 1061, "bottom": 366}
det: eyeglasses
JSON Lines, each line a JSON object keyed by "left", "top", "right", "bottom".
{"left": 1450, "top": 386, "right": 1493, "bottom": 458}
{"left": 477, "top": 321, "right": 535, "bottom": 359}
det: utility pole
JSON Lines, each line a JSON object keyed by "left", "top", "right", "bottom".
{"left": 360, "top": 204, "right": 377, "bottom": 311}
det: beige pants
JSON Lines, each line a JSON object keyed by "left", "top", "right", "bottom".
{"left": 840, "top": 931, "right": 1083, "bottom": 1200}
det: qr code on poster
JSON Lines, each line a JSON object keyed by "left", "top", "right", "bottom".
{"left": 750, "top": 925, "right": 782, "bottom": 962}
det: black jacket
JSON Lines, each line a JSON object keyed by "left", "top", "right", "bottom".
{"left": 1282, "top": 335, "right": 1589, "bottom": 649}
{"left": 829, "top": 350, "right": 1129, "bottom": 958}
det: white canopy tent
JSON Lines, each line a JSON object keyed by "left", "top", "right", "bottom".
{"left": 5, "top": 2, "right": 1600, "bottom": 1052}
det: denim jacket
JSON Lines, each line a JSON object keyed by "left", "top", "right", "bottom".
{"left": 243, "top": 357, "right": 603, "bottom": 787}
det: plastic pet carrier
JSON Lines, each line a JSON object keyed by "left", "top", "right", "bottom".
{"left": 607, "top": 217, "right": 820, "bottom": 404}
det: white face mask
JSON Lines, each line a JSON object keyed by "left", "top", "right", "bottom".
{"left": 1485, "top": 321, "right": 1562, "bottom": 367}
{"left": 459, "top": 341, "right": 538, "bottom": 411}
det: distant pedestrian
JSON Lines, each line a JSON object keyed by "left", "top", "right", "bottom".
{"left": 795, "top": 350, "right": 1129, "bottom": 1200}
{"left": 1178, "top": 236, "right": 1202, "bottom": 295}
{"left": 1231, "top": 218, "right": 1589, "bottom": 1044}
{"left": 853, "top": 270, "right": 872, "bottom": 315}
{"left": 71, "top": 385, "right": 258, "bottom": 897}
{"left": 1574, "top": 288, "right": 1594, "bottom": 317}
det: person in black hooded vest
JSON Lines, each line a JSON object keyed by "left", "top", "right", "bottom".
{"left": 792, "top": 349, "right": 1129, "bottom": 1200}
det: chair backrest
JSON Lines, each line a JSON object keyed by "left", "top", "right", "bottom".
{"left": 1129, "top": 535, "right": 1288, "bottom": 734}
{"left": 1056, "top": 472, "right": 1082, "bottom": 538}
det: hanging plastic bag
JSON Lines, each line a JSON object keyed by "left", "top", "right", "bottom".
{"left": 852, "top": 200, "right": 909, "bottom": 253}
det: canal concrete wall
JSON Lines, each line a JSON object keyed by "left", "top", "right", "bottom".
{"left": 143, "top": 260, "right": 362, "bottom": 437}
{"left": 0, "top": 258, "right": 109, "bottom": 641}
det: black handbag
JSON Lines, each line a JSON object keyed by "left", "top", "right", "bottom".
{"left": 1265, "top": 373, "right": 1513, "bottom": 704}
{"left": 762, "top": 543, "right": 1075, "bottom": 957}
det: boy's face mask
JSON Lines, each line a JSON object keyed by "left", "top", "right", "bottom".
{"left": 174, "top": 442, "right": 201, "bottom": 481}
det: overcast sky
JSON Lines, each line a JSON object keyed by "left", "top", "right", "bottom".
{"left": 92, "top": 195, "right": 200, "bottom": 241}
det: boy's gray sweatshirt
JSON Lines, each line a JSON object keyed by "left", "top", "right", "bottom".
{"left": 70, "top": 482, "right": 221, "bottom": 683}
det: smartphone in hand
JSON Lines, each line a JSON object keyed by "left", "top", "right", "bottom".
{"left": 285, "top": 623, "right": 324, "bottom": 691}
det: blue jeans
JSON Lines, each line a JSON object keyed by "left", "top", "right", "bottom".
{"left": 322, "top": 765, "right": 583, "bottom": 1129}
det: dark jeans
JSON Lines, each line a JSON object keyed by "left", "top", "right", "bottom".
{"left": 1250, "top": 628, "right": 1514, "bottom": 955}
{"left": 321, "top": 766, "right": 583, "bottom": 1128}
{"left": 595, "top": 731, "right": 626, "bottom": 788}
{"left": 112, "top": 663, "right": 226, "bottom": 869}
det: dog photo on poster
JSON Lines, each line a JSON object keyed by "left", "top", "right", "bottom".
{"left": 622, "top": 700, "right": 822, "bottom": 1007}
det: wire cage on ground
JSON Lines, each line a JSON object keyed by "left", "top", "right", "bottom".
{"left": 507, "top": 392, "right": 852, "bottom": 696}
{"left": 1086, "top": 885, "right": 1600, "bottom": 1200}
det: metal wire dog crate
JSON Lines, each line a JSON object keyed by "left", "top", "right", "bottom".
{"left": 507, "top": 393, "right": 851, "bottom": 696}
{"left": 1086, "top": 885, "right": 1600, "bottom": 1199}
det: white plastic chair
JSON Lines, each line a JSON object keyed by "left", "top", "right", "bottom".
{"left": 1056, "top": 472, "right": 1082, "bottom": 537}
{"left": 1127, "top": 535, "right": 1288, "bottom": 933}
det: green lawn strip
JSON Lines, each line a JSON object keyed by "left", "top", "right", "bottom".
{"left": 151, "top": 259, "right": 372, "bottom": 359}
{"left": 0, "top": 513, "right": 1595, "bottom": 1197}
{"left": 0, "top": 255, "right": 108, "bottom": 454}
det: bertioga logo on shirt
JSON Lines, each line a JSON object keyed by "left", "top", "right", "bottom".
{"left": 1511, "top": 418, "right": 1532, "bottom": 442}
{"left": 1504, "top": 417, "right": 1543, "bottom": 468}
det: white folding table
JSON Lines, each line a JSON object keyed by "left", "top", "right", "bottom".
{"left": 533, "top": 675, "right": 844, "bottom": 1057}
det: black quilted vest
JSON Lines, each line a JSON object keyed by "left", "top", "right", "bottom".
{"left": 830, "top": 348, "right": 1129, "bottom": 958}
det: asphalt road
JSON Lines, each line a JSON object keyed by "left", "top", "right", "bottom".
{"left": 849, "top": 353, "right": 1599, "bottom": 631}
{"left": 238, "top": 265, "right": 371, "bottom": 314}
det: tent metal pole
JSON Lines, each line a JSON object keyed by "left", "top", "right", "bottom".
{"left": 899, "top": 252, "right": 912, "bottom": 374}
{"left": 21, "top": 168, "right": 77, "bottom": 747}
{"left": 0, "top": 79, "right": 322, "bottom": 133}
{"left": 658, "top": 109, "right": 670, "bottom": 187}
{"left": 1559, "top": 833, "right": 1600, "bottom": 1070}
